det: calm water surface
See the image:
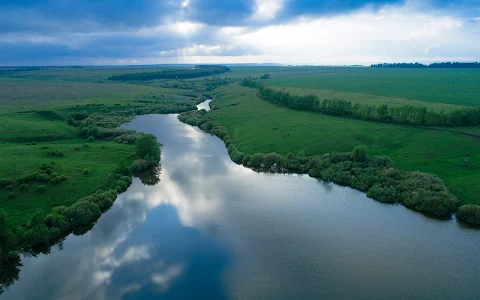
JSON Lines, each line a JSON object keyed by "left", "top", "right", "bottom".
{"left": 3, "top": 101, "right": 480, "bottom": 300}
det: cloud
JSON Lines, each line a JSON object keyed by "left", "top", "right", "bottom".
{"left": 151, "top": 264, "right": 185, "bottom": 290}
{"left": 0, "top": 0, "right": 479, "bottom": 65}
{"left": 233, "top": 5, "right": 480, "bottom": 64}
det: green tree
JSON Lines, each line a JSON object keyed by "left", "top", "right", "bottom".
{"left": 352, "top": 145, "right": 369, "bottom": 162}
{"left": 36, "top": 185, "right": 46, "bottom": 193}
{"left": 135, "top": 134, "right": 160, "bottom": 163}
{"left": 0, "top": 209, "right": 10, "bottom": 243}
{"left": 67, "top": 200, "right": 101, "bottom": 227}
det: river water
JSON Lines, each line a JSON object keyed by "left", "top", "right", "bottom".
{"left": 2, "top": 101, "right": 480, "bottom": 300}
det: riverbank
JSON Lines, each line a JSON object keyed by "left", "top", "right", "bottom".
{"left": 180, "top": 98, "right": 480, "bottom": 225}
{"left": 0, "top": 100, "right": 204, "bottom": 264}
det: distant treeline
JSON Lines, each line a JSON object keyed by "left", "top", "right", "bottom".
{"left": 108, "top": 65, "right": 230, "bottom": 81}
{"left": 371, "top": 62, "right": 480, "bottom": 68}
{"left": 0, "top": 67, "right": 44, "bottom": 76}
{"left": 240, "top": 79, "right": 480, "bottom": 127}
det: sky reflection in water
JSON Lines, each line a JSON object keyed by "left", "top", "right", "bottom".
{"left": 3, "top": 110, "right": 480, "bottom": 300}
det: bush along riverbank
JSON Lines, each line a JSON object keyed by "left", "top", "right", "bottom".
{"left": 179, "top": 109, "right": 480, "bottom": 225}
{"left": 240, "top": 79, "right": 480, "bottom": 127}
{"left": 0, "top": 102, "right": 198, "bottom": 265}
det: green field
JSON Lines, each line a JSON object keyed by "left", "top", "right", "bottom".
{"left": 208, "top": 82, "right": 480, "bottom": 205}
{"left": 267, "top": 67, "right": 480, "bottom": 106}
{"left": 269, "top": 86, "right": 469, "bottom": 111}
{"left": 0, "top": 68, "right": 202, "bottom": 229}
{"left": 1, "top": 65, "right": 479, "bottom": 230}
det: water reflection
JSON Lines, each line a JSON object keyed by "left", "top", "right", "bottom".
{"left": 3, "top": 111, "right": 480, "bottom": 300}
{"left": 196, "top": 99, "right": 212, "bottom": 111}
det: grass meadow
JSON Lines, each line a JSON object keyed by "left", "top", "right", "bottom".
{"left": 209, "top": 82, "right": 480, "bottom": 205}
{"left": 1, "top": 65, "right": 479, "bottom": 226}
{"left": 0, "top": 68, "right": 199, "bottom": 227}
{"left": 267, "top": 67, "right": 480, "bottom": 106}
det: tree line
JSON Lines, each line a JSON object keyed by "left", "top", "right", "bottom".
{"left": 108, "top": 65, "right": 230, "bottom": 81}
{"left": 240, "top": 79, "right": 480, "bottom": 127}
{"left": 371, "top": 62, "right": 480, "bottom": 68}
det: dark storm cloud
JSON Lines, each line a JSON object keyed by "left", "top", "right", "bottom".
{"left": 0, "top": 0, "right": 406, "bottom": 33}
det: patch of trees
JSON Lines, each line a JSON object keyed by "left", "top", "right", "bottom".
{"left": 108, "top": 65, "right": 230, "bottom": 81}
{"left": 240, "top": 79, "right": 480, "bottom": 127}
{"left": 131, "top": 134, "right": 161, "bottom": 174}
{"left": 371, "top": 62, "right": 480, "bottom": 68}
{"left": 0, "top": 189, "right": 119, "bottom": 262}
{"left": 179, "top": 109, "right": 480, "bottom": 224}
{"left": 1, "top": 164, "right": 68, "bottom": 197}
{"left": 70, "top": 102, "right": 196, "bottom": 140}
{"left": 456, "top": 205, "right": 480, "bottom": 225}
{"left": 205, "top": 78, "right": 228, "bottom": 91}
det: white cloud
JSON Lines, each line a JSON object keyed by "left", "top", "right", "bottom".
{"left": 103, "top": 245, "right": 151, "bottom": 268}
{"left": 151, "top": 264, "right": 184, "bottom": 290}
{"left": 226, "top": 4, "right": 479, "bottom": 64}
{"left": 251, "top": 0, "right": 284, "bottom": 21}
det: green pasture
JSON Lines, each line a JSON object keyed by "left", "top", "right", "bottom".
{"left": 263, "top": 67, "right": 480, "bottom": 106}
{"left": 209, "top": 83, "right": 480, "bottom": 205}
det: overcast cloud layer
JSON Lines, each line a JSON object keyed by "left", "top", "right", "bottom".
{"left": 0, "top": 0, "right": 479, "bottom": 65}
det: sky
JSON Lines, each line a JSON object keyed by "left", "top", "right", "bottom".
{"left": 0, "top": 0, "right": 479, "bottom": 66}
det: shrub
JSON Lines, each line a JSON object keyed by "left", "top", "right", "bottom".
{"left": 456, "top": 205, "right": 480, "bottom": 225}
{"left": 60, "top": 175, "right": 68, "bottom": 181}
{"left": 45, "top": 168, "right": 53, "bottom": 175}
{"left": 131, "top": 159, "right": 149, "bottom": 173}
{"left": 399, "top": 172, "right": 457, "bottom": 217}
{"left": 16, "top": 174, "right": 35, "bottom": 184}
{"left": 8, "top": 192, "right": 15, "bottom": 199}
{"left": 67, "top": 200, "right": 102, "bottom": 227}
{"left": 116, "top": 179, "right": 129, "bottom": 191}
{"left": 87, "top": 136, "right": 95, "bottom": 142}
{"left": 352, "top": 145, "right": 369, "bottom": 162}
{"left": 50, "top": 176, "right": 62, "bottom": 184}
{"left": 5, "top": 185, "right": 14, "bottom": 191}
{"left": 36, "top": 185, "right": 46, "bottom": 193}
{"left": 83, "top": 169, "right": 90, "bottom": 174}
{"left": 19, "top": 183, "right": 28, "bottom": 191}
{"left": 35, "top": 174, "right": 50, "bottom": 182}
{"left": 0, "top": 178, "right": 12, "bottom": 187}
{"left": 367, "top": 184, "right": 398, "bottom": 203}
{"left": 46, "top": 150, "right": 64, "bottom": 157}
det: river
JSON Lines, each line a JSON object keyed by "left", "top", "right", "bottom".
{"left": 2, "top": 100, "right": 480, "bottom": 300}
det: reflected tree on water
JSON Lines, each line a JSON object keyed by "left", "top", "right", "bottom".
{"left": 135, "top": 166, "right": 161, "bottom": 186}
{"left": 0, "top": 255, "right": 21, "bottom": 295}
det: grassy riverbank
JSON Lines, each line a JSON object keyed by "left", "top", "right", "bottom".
{"left": 0, "top": 67, "right": 206, "bottom": 260}
{"left": 203, "top": 83, "right": 480, "bottom": 210}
